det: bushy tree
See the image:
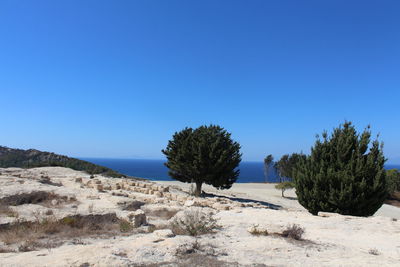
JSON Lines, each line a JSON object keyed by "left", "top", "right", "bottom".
{"left": 274, "top": 153, "right": 305, "bottom": 197}
{"left": 162, "top": 125, "right": 242, "bottom": 197}
{"left": 294, "top": 122, "right": 387, "bottom": 216}
{"left": 275, "top": 153, "right": 306, "bottom": 180}
{"left": 387, "top": 169, "right": 400, "bottom": 195}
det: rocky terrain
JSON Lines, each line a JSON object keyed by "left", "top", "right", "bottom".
{"left": 0, "top": 167, "right": 399, "bottom": 266}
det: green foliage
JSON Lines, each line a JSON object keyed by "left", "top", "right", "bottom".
{"left": 162, "top": 125, "right": 242, "bottom": 196}
{"left": 275, "top": 181, "right": 295, "bottom": 190}
{"left": 275, "top": 153, "right": 306, "bottom": 180}
{"left": 263, "top": 154, "right": 274, "bottom": 182}
{"left": 386, "top": 169, "right": 400, "bottom": 195}
{"left": 119, "top": 220, "right": 133, "bottom": 232}
{"left": 0, "top": 146, "right": 124, "bottom": 178}
{"left": 264, "top": 155, "right": 274, "bottom": 166}
{"left": 294, "top": 122, "right": 387, "bottom": 216}
{"left": 275, "top": 181, "right": 295, "bottom": 197}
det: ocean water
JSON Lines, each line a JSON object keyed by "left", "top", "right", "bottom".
{"left": 81, "top": 158, "right": 279, "bottom": 183}
{"left": 82, "top": 158, "right": 400, "bottom": 183}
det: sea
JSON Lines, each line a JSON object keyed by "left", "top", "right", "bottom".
{"left": 81, "top": 158, "right": 400, "bottom": 183}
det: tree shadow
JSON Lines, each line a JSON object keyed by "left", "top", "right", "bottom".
{"left": 203, "top": 192, "right": 282, "bottom": 210}
{"left": 283, "top": 196, "right": 298, "bottom": 201}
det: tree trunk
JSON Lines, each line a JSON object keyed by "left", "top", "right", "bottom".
{"left": 195, "top": 181, "right": 203, "bottom": 197}
{"left": 281, "top": 189, "right": 285, "bottom": 198}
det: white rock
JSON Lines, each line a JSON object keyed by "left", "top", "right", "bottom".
{"left": 184, "top": 200, "right": 195, "bottom": 207}
{"left": 153, "top": 229, "right": 174, "bottom": 238}
{"left": 130, "top": 209, "right": 147, "bottom": 227}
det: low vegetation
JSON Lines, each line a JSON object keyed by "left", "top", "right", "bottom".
{"left": 368, "top": 248, "right": 380, "bottom": 256}
{"left": 0, "top": 146, "right": 124, "bottom": 178}
{"left": 248, "top": 225, "right": 269, "bottom": 236}
{"left": 281, "top": 224, "right": 305, "bottom": 240}
{"left": 0, "top": 213, "right": 134, "bottom": 253}
{"left": 170, "top": 209, "right": 219, "bottom": 236}
{"left": 274, "top": 181, "right": 294, "bottom": 198}
{"left": 386, "top": 169, "right": 400, "bottom": 206}
{"left": 0, "top": 191, "right": 76, "bottom": 208}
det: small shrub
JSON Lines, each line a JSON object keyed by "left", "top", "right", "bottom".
{"left": 61, "top": 217, "right": 77, "bottom": 226}
{"left": 119, "top": 220, "right": 133, "bottom": 233}
{"left": 281, "top": 224, "right": 305, "bottom": 240}
{"left": 249, "top": 225, "right": 268, "bottom": 236}
{"left": 369, "top": 248, "right": 380, "bottom": 255}
{"left": 170, "top": 209, "right": 219, "bottom": 236}
{"left": 275, "top": 181, "right": 295, "bottom": 198}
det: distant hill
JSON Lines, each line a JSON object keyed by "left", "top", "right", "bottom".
{"left": 0, "top": 146, "right": 124, "bottom": 178}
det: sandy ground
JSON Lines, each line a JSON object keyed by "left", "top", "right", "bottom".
{"left": 156, "top": 180, "right": 400, "bottom": 219}
{"left": 0, "top": 167, "right": 399, "bottom": 267}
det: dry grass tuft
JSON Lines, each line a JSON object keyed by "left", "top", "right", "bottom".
{"left": 249, "top": 225, "right": 268, "bottom": 236}
{"left": 369, "top": 248, "right": 380, "bottom": 255}
{"left": 281, "top": 224, "right": 305, "bottom": 240}
{"left": 170, "top": 209, "right": 219, "bottom": 236}
{"left": 0, "top": 191, "right": 77, "bottom": 208}
{"left": 0, "top": 213, "right": 134, "bottom": 252}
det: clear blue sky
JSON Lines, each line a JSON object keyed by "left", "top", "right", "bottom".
{"left": 0, "top": 1, "right": 399, "bottom": 163}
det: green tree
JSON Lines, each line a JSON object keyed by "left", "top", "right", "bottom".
{"left": 386, "top": 169, "right": 400, "bottom": 195}
{"left": 275, "top": 153, "right": 306, "bottom": 180}
{"left": 263, "top": 154, "right": 274, "bottom": 182}
{"left": 275, "top": 153, "right": 305, "bottom": 197}
{"left": 294, "top": 122, "right": 387, "bottom": 216}
{"left": 275, "top": 181, "right": 294, "bottom": 197}
{"left": 162, "top": 125, "right": 242, "bottom": 197}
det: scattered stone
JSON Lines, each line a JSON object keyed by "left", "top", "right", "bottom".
{"left": 129, "top": 209, "right": 147, "bottom": 227}
{"left": 184, "top": 200, "right": 195, "bottom": 207}
{"left": 154, "top": 229, "right": 174, "bottom": 238}
{"left": 154, "top": 191, "right": 163, "bottom": 198}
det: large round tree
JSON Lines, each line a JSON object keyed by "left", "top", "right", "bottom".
{"left": 294, "top": 122, "right": 387, "bottom": 216}
{"left": 162, "top": 125, "right": 242, "bottom": 197}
